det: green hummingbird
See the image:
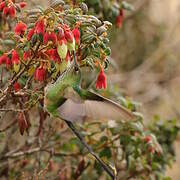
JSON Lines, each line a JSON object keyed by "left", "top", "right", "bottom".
{"left": 44, "top": 59, "right": 136, "bottom": 122}
{"left": 44, "top": 52, "right": 137, "bottom": 179}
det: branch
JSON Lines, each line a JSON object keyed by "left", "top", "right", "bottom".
{"left": 65, "top": 120, "right": 116, "bottom": 180}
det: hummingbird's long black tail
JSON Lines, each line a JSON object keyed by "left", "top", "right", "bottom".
{"left": 64, "top": 120, "right": 116, "bottom": 180}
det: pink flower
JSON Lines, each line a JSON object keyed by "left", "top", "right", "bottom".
{"left": 34, "top": 19, "right": 45, "bottom": 35}
{"left": 14, "top": 21, "right": 27, "bottom": 36}
{"left": 96, "top": 69, "right": 107, "bottom": 89}
{"left": 27, "top": 28, "right": 35, "bottom": 40}
{"left": 72, "top": 27, "right": 80, "bottom": 44}
{"left": 34, "top": 67, "right": 46, "bottom": 81}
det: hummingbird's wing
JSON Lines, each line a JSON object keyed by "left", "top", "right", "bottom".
{"left": 58, "top": 89, "right": 137, "bottom": 122}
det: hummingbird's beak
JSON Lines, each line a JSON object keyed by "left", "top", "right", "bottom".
{"left": 72, "top": 50, "right": 79, "bottom": 71}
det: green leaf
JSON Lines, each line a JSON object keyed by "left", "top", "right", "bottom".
{"left": 99, "top": 147, "right": 112, "bottom": 158}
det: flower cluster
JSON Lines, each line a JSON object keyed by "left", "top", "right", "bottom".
{"left": 0, "top": 4, "right": 110, "bottom": 91}
{"left": 0, "top": 0, "right": 26, "bottom": 18}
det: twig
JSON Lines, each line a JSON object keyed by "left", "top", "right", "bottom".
{"left": 0, "top": 118, "right": 17, "bottom": 133}
{"left": 65, "top": 120, "right": 116, "bottom": 179}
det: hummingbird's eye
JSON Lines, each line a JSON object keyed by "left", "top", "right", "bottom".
{"left": 74, "top": 66, "right": 79, "bottom": 72}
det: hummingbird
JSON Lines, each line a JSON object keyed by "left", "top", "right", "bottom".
{"left": 44, "top": 52, "right": 137, "bottom": 179}
{"left": 44, "top": 56, "right": 136, "bottom": 122}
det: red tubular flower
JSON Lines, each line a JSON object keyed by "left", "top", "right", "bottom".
{"left": 5, "top": 57, "right": 12, "bottom": 69}
{"left": 3, "top": 7, "right": 9, "bottom": 15}
{"left": 34, "top": 67, "right": 46, "bottom": 81}
{"left": 19, "top": 2, "right": 26, "bottom": 8}
{"left": 0, "top": 1, "right": 5, "bottom": 10}
{"left": 12, "top": 49, "right": 20, "bottom": 64}
{"left": 9, "top": 6, "right": 16, "bottom": 18}
{"left": 0, "top": 54, "right": 8, "bottom": 65}
{"left": 96, "top": 69, "right": 107, "bottom": 89}
{"left": 35, "top": 19, "right": 45, "bottom": 35}
{"left": 46, "top": 49, "right": 60, "bottom": 63}
{"left": 23, "top": 51, "right": 31, "bottom": 60}
{"left": 65, "top": 30, "right": 74, "bottom": 43}
{"left": 14, "top": 21, "right": 27, "bottom": 36}
{"left": 13, "top": 82, "right": 21, "bottom": 92}
{"left": 27, "top": 28, "right": 34, "bottom": 40}
{"left": 65, "top": 51, "right": 71, "bottom": 61}
{"left": 116, "top": 9, "right": 124, "bottom": 28}
{"left": 43, "top": 32, "right": 57, "bottom": 44}
{"left": 72, "top": 27, "right": 80, "bottom": 44}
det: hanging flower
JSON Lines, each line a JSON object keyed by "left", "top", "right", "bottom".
{"left": 14, "top": 21, "right": 27, "bottom": 36}
{"left": 19, "top": 2, "right": 27, "bottom": 8}
{"left": 34, "top": 19, "right": 45, "bottom": 35}
{"left": 0, "top": 54, "right": 8, "bottom": 65}
{"left": 57, "top": 27, "right": 64, "bottom": 40}
{"left": 43, "top": 32, "right": 57, "bottom": 44}
{"left": 9, "top": 6, "right": 16, "bottom": 18}
{"left": 12, "top": 49, "right": 20, "bottom": 64}
{"left": 3, "top": 7, "right": 9, "bottom": 15}
{"left": 23, "top": 51, "right": 31, "bottom": 60}
{"left": 96, "top": 69, "right": 107, "bottom": 89}
{"left": 27, "top": 28, "right": 35, "bottom": 40}
{"left": 72, "top": 27, "right": 80, "bottom": 45}
{"left": 34, "top": 67, "right": 46, "bottom": 81}
{"left": 46, "top": 49, "right": 60, "bottom": 63}
{"left": 116, "top": 9, "right": 124, "bottom": 28}
{"left": 0, "top": 1, "right": 5, "bottom": 11}
{"left": 13, "top": 82, "right": 21, "bottom": 92}
{"left": 5, "top": 57, "right": 12, "bottom": 69}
